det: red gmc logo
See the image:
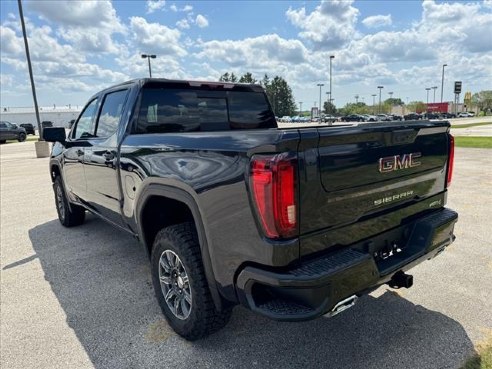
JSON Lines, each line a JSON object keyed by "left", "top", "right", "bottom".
{"left": 379, "top": 153, "right": 422, "bottom": 173}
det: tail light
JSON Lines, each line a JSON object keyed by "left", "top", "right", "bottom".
{"left": 250, "top": 153, "right": 297, "bottom": 239}
{"left": 446, "top": 134, "right": 454, "bottom": 187}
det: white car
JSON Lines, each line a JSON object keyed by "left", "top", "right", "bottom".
{"left": 458, "top": 112, "right": 474, "bottom": 118}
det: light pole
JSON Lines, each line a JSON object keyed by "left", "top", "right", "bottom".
{"left": 441, "top": 63, "right": 447, "bottom": 103}
{"left": 426, "top": 87, "right": 431, "bottom": 104}
{"left": 355, "top": 94, "right": 359, "bottom": 104}
{"left": 299, "top": 102, "right": 303, "bottom": 115}
{"left": 329, "top": 55, "right": 335, "bottom": 107}
{"left": 317, "top": 83, "right": 324, "bottom": 115}
{"left": 377, "top": 86, "right": 384, "bottom": 114}
{"left": 388, "top": 91, "right": 393, "bottom": 100}
{"left": 141, "top": 54, "right": 156, "bottom": 78}
{"left": 18, "top": 0, "right": 41, "bottom": 140}
{"left": 432, "top": 86, "right": 438, "bottom": 103}
{"left": 372, "top": 94, "right": 377, "bottom": 114}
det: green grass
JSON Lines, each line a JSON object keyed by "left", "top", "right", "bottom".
{"left": 451, "top": 122, "right": 492, "bottom": 129}
{"left": 460, "top": 334, "right": 492, "bottom": 369}
{"left": 454, "top": 136, "right": 492, "bottom": 149}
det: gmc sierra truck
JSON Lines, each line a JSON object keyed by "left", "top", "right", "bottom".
{"left": 43, "top": 79, "right": 458, "bottom": 340}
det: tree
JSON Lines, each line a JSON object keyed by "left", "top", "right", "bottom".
{"left": 339, "top": 102, "right": 370, "bottom": 115}
{"left": 385, "top": 98, "right": 404, "bottom": 106}
{"left": 239, "top": 72, "right": 257, "bottom": 84}
{"left": 323, "top": 100, "right": 337, "bottom": 114}
{"left": 407, "top": 101, "right": 426, "bottom": 113}
{"left": 218, "top": 72, "right": 238, "bottom": 82}
{"left": 471, "top": 90, "right": 492, "bottom": 113}
{"left": 263, "top": 75, "right": 296, "bottom": 117}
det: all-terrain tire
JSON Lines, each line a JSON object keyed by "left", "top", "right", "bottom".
{"left": 53, "top": 176, "right": 85, "bottom": 227}
{"left": 151, "top": 222, "right": 232, "bottom": 340}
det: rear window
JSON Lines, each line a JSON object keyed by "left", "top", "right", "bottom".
{"left": 135, "top": 87, "right": 276, "bottom": 133}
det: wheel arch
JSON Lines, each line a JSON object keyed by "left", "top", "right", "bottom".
{"left": 135, "top": 183, "right": 224, "bottom": 310}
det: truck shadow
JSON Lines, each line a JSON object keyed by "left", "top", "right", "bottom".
{"left": 27, "top": 216, "right": 475, "bottom": 369}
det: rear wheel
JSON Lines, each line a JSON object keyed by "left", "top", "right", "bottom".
{"left": 151, "top": 222, "right": 232, "bottom": 340}
{"left": 0, "top": 140, "right": 6, "bottom": 144}
{"left": 18, "top": 133, "right": 26, "bottom": 142}
{"left": 53, "top": 176, "right": 85, "bottom": 227}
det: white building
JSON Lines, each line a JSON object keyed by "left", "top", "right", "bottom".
{"left": 0, "top": 106, "right": 82, "bottom": 128}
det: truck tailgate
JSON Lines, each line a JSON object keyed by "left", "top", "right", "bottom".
{"left": 298, "top": 121, "right": 451, "bottom": 252}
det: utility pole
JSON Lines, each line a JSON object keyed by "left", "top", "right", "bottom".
{"left": 432, "top": 86, "right": 438, "bottom": 103}
{"left": 441, "top": 63, "right": 447, "bottom": 103}
{"left": 329, "top": 55, "right": 335, "bottom": 108}
{"left": 426, "top": 87, "right": 431, "bottom": 104}
{"left": 317, "top": 84, "right": 324, "bottom": 115}
{"left": 377, "top": 86, "right": 384, "bottom": 114}
{"left": 18, "top": 0, "right": 41, "bottom": 138}
{"left": 141, "top": 54, "right": 156, "bottom": 77}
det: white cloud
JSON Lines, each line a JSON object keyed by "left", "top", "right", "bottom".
{"left": 195, "top": 14, "right": 209, "bottom": 28}
{"left": 362, "top": 14, "right": 392, "bottom": 28}
{"left": 26, "top": 0, "right": 125, "bottom": 54}
{"left": 176, "top": 19, "right": 190, "bottom": 29}
{"left": 146, "top": 0, "right": 166, "bottom": 14}
{"left": 286, "top": 0, "right": 359, "bottom": 49}
{"left": 129, "top": 17, "right": 187, "bottom": 57}
{"left": 170, "top": 4, "right": 178, "bottom": 12}
{"left": 183, "top": 5, "right": 193, "bottom": 12}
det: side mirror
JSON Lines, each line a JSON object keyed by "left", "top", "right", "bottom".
{"left": 43, "top": 127, "right": 66, "bottom": 143}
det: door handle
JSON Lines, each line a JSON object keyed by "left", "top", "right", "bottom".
{"left": 103, "top": 151, "right": 115, "bottom": 161}
{"left": 76, "top": 149, "right": 84, "bottom": 156}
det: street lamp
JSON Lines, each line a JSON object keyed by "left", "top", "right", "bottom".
{"left": 432, "top": 86, "right": 438, "bottom": 103}
{"left": 426, "top": 87, "right": 431, "bottom": 104}
{"left": 441, "top": 64, "right": 447, "bottom": 102}
{"left": 377, "top": 86, "right": 384, "bottom": 114}
{"left": 141, "top": 54, "right": 156, "bottom": 78}
{"left": 355, "top": 94, "right": 359, "bottom": 104}
{"left": 329, "top": 55, "right": 335, "bottom": 107}
{"left": 317, "top": 83, "right": 324, "bottom": 114}
{"left": 372, "top": 94, "right": 377, "bottom": 114}
{"left": 299, "top": 102, "right": 303, "bottom": 115}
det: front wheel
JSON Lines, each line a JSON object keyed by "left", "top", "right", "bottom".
{"left": 53, "top": 177, "right": 85, "bottom": 227}
{"left": 151, "top": 222, "right": 232, "bottom": 340}
{"left": 18, "top": 133, "right": 26, "bottom": 142}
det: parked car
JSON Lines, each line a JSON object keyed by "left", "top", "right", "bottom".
{"left": 341, "top": 114, "right": 363, "bottom": 122}
{"left": 389, "top": 115, "right": 403, "bottom": 121}
{"left": 440, "top": 112, "right": 456, "bottom": 119}
{"left": 362, "top": 114, "right": 377, "bottom": 122}
{"left": 41, "top": 121, "right": 53, "bottom": 129}
{"left": 43, "top": 78, "right": 458, "bottom": 340}
{"left": 19, "top": 123, "right": 35, "bottom": 135}
{"left": 404, "top": 113, "right": 422, "bottom": 121}
{"left": 423, "top": 112, "right": 440, "bottom": 120}
{"left": 68, "top": 119, "right": 76, "bottom": 129}
{"left": 458, "top": 112, "right": 474, "bottom": 118}
{"left": 0, "top": 121, "right": 27, "bottom": 143}
{"left": 377, "top": 114, "right": 392, "bottom": 121}
{"left": 321, "top": 115, "right": 337, "bottom": 124}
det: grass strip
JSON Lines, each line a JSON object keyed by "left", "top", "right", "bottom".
{"left": 454, "top": 136, "right": 492, "bottom": 149}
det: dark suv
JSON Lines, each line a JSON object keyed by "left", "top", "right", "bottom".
{"left": 20, "top": 123, "right": 35, "bottom": 135}
{"left": 0, "top": 121, "right": 27, "bottom": 143}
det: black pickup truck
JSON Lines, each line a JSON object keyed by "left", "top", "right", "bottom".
{"left": 44, "top": 79, "right": 458, "bottom": 340}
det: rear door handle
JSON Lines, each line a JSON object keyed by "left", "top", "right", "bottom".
{"left": 76, "top": 149, "right": 84, "bottom": 156}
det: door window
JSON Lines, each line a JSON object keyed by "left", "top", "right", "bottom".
{"left": 95, "top": 90, "right": 128, "bottom": 138}
{"left": 73, "top": 99, "right": 98, "bottom": 139}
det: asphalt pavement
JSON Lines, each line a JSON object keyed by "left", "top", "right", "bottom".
{"left": 1, "top": 140, "right": 491, "bottom": 369}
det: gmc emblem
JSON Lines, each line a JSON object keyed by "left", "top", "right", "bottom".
{"left": 379, "top": 153, "right": 422, "bottom": 173}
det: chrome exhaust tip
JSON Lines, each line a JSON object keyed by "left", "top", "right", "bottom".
{"left": 324, "top": 295, "right": 358, "bottom": 318}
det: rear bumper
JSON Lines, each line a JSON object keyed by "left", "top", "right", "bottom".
{"left": 235, "top": 208, "right": 458, "bottom": 321}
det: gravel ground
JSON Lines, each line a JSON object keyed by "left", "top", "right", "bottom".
{"left": 1, "top": 141, "right": 491, "bottom": 369}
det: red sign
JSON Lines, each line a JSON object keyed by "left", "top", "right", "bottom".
{"left": 426, "top": 103, "right": 448, "bottom": 113}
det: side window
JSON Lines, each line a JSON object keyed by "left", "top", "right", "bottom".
{"left": 0, "top": 122, "right": 7, "bottom": 128}
{"left": 95, "top": 90, "right": 129, "bottom": 138}
{"left": 73, "top": 99, "right": 98, "bottom": 139}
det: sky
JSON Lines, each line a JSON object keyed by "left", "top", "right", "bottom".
{"left": 1, "top": 0, "right": 491, "bottom": 110}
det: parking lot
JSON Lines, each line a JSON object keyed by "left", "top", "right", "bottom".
{"left": 1, "top": 140, "right": 491, "bottom": 369}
